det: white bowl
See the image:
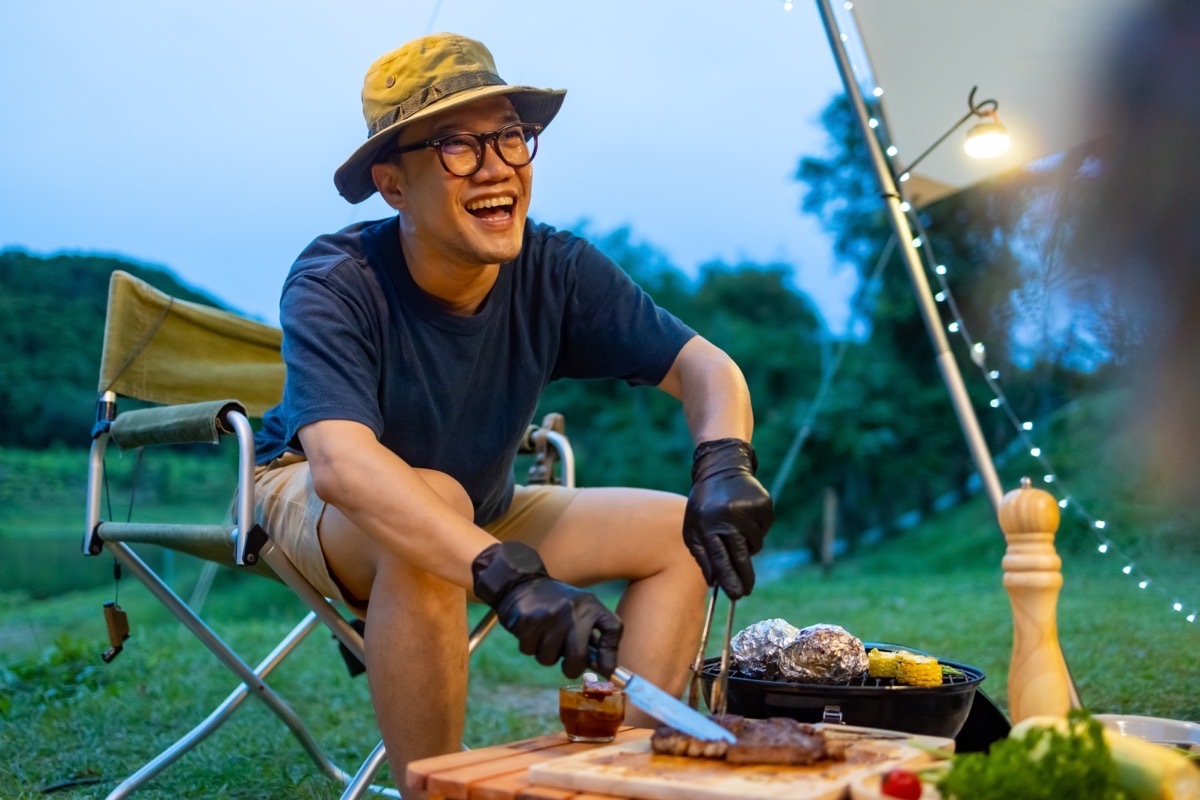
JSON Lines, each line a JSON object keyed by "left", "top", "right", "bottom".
{"left": 1095, "top": 714, "right": 1200, "bottom": 752}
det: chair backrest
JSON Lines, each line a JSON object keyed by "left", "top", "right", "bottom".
{"left": 99, "top": 270, "right": 284, "bottom": 415}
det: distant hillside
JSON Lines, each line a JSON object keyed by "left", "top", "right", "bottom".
{"left": 0, "top": 249, "right": 233, "bottom": 449}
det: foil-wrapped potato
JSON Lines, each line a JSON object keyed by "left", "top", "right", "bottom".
{"left": 730, "top": 618, "right": 801, "bottom": 679}
{"left": 777, "top": 623, "right": 869, "bottom": 684}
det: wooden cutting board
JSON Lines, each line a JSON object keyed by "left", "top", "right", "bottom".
{"left": 528, "top": 727, "right": 951, "bottom": 800}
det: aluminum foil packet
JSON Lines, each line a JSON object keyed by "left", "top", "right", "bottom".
{"left": 731, "top": 618, "right": 801, "bottom": 679}
{"left": 778, "top": 623, "right": 869, "bottom": 684}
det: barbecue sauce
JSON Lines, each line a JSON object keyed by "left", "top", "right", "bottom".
{"left": 559, "top": 684, "right": 625, "bottom": 742}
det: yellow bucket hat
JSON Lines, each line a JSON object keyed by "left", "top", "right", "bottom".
{"left": 334, "top": 33, "right": 566, "bottom": 204}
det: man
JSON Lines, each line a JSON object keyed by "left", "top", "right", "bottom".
{"left": 252, "top": 32, "right": 774, "bottom": 784}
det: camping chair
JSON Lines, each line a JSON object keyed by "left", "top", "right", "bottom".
{"left": 82, "top": 269, "right": 575, "bottom": 799}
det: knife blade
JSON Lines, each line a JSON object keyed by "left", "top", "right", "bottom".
{"left": 610, "top": 665, "right": 736, "bottom": 743}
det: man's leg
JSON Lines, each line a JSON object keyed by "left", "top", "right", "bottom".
{"left": 317, "top": 470, "right": 473, "bottom": 788}
{"left": 529, "top": 487, "right": 708, "bottom": 729}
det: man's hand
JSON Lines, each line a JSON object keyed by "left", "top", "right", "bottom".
{"left": 471, "top": 541, "right": 623, "bottom": 678}
{"left": 683, "top": 438, "right": 774, "bottom": 600}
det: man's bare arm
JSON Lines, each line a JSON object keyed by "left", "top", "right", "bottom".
{"left": 298, "top": 418, "right": 497, "bottom": 590}
{"left": 658, "top": 335, "right": 774, "bottom": 599}
{"left": 657, "top": 335, "right": 754, "bottom": 444}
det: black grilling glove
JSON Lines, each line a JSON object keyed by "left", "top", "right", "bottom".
{"left": 683, "top": 438, "right": 775, "bottom": 600}
{"left": 471, "top": 541, "right": 623, "bottom": 679}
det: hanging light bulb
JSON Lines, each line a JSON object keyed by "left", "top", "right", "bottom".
{"left": 964, "top": 114, "right": 1010, "bottom": 159}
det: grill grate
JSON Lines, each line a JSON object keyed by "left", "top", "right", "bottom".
{"left": 700, "top": 660, "right": 985, "bottom": 689}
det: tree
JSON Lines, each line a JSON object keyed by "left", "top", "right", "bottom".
{"left": 0, "top": 249, "right": 232, "bottom": 449}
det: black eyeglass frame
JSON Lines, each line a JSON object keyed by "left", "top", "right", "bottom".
{"left": 386, "top": 122, "right": 543, "bottom": 177}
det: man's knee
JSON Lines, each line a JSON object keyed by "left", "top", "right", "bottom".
{"left": 414, "top": 468, "right": 474, "bottom": 521}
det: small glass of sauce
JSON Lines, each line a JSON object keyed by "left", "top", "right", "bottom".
{"left": 559, "top": 680, "right": 625, "bottom": 743}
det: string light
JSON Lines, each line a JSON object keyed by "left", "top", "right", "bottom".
{"left": 840, "top": 74, "right": 1195, "bottom": 623}
{"left": 882, "top": 179, "right": 1198, "bottom": 630}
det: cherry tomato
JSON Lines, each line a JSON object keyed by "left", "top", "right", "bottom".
{"left": 880, "top": 768, "right": 922, "bottom": 800}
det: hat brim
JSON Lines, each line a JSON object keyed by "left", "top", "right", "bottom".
{"left": 334, "top": 84, "right": 566, "bottom": 204}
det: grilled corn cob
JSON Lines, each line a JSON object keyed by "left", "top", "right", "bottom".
{"left": 867, "top": 648, "right": 901, "bottom": 678}
{"left": 895, "top": 653, "right": 942, "bottom": 687}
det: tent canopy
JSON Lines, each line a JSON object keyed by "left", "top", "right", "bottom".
{"left": 844, "top": 0, "right": 1142, "bottom": 204}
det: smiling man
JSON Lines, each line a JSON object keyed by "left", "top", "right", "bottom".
{"left": 252, "top": 32, "right": 774, "bottom": 786}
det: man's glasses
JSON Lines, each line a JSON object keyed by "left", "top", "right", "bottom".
{"left": 387, "top": 122, "right": 542, "bottom": 177}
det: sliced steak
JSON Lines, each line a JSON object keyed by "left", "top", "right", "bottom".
{"left": 727, "top": 718, "right": 833, "bottom": 765}
{"left": 650, "top": 715, "right": 847, "bottom": 766}
{"left": 650, "top": 714, "right": 746, "bottom": 759}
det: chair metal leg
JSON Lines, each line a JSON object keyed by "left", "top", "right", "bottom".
{"left": 338, "top": 740, "right": 400, "bottom": 800}
{"left": 187, "top": 560, "right": 220, "bottom": 612}
{"left": 105, "top": 543, "right": 362, "bottom": 795}
{"left": 106, "top": 609, "right": 324, "bottom": 798}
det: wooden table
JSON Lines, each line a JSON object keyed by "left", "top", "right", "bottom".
{"left": 406, "top": 727, "right": 653, "bottom": 800}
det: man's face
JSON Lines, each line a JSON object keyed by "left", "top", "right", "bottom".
{"left": 384, "top": 95, "right": 533, "bottom": 269}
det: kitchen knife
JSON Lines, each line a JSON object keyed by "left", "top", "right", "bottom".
{"left": 609, "top": 665, "right": 737, "bottom": 743}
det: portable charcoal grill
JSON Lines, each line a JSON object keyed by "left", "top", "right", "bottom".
{"left": 697, "top": 644, "right": 986, "bottom": 739}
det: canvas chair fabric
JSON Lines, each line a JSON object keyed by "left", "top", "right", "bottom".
{"left": 98, "top": 270, "right": 284, "bottom": 416}
{"left": 86, "top": 270, "right": 400, "bottom": 798}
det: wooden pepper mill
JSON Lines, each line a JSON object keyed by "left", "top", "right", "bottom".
{"left": 999, "top": 476, "right": 1075, "bottom": 722}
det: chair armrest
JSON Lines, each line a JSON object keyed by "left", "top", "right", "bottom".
{"left": 109, "top": 399, "right": 247, "bottom": 449}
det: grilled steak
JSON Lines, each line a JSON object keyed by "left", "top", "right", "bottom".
{"left": 650, "top": 715, "right": 847, "bottom": 766}
{"left": 727, "top": 718, "right": 846, "bottom": 765}
{"left": 650, "top": 715, "right": 746, "bottom": 758}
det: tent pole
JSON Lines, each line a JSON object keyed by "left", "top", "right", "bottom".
{"left": 813, "top": 0, "right": 1004, "bottom": 515}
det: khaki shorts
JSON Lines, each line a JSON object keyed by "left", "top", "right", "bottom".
{"left": 252, "top": 453, "right": 578, "bottom": 611}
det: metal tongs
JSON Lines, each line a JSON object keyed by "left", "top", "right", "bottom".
{"left": 686, "top": 585, "right": 736, "bottom": 716}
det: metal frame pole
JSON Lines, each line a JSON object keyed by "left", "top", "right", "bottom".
{"left": 813, "top": 0, "right": 1005, "bottom": 514}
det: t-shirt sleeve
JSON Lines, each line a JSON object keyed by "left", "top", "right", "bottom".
{"left": 552, "top": 238, "right": 696, "bottom": 386}
{"left": 276, "top": 266, "right": 385, "bottom": 449}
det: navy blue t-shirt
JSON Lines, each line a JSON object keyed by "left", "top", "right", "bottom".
{"left": 256, "top": 216, "right": 696, "bottom": 525}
